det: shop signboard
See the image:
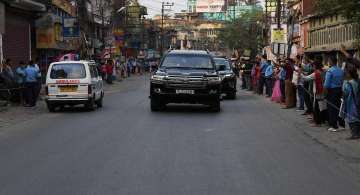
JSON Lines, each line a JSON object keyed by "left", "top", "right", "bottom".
{"left": 196, "top": 0, "right": 225, "bottom": 13}
{"left": 63, "top": 17, "right": 80, "bottom": 38}
{"left": 271, "top": 24, "right": 287, "bottom": 43}
{"left": 37, "top": 28, "right": 55, "bottom": 48}
{"left": 113, "top": 28, "right": 125, "bottom": 48}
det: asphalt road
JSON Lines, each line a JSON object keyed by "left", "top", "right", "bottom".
{"left": 1, "top": 75, "right": 360, "bottom": 195}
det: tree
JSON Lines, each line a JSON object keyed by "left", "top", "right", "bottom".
{"left": 315, "top": 0, "right": 360, "bottom": 23}
{"left": 218, "top": 9, "right": 264, "bottom": 56}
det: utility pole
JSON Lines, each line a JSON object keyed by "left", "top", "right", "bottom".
{"left": 161, "top": 2, "right": 174, "bottom": 56}
{"left": 276, "top": 0, "right": 282, "bottom": 57}
{"left": 233, "top": 0, "right": 236, "bottom": 22}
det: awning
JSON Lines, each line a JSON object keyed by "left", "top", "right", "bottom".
{"left": 9, "top": 0, "right": 46, "bottom": 12}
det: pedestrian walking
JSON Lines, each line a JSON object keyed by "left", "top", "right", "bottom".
{"left": 24, "top": 61, "right": 40, "bottom": 107}
{"left": 341, "top": 65, "right": 360, "bottom": 139}
{"left": 105, "top": 60, "right": 114, "bottom": 84}
{"left": 243, "top": 59, "right": 253, "bottom": 91}
{"left": 324, "top": 56, "right": 345, "bottom": 132}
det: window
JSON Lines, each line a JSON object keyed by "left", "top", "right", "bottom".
{"left": 90, "top": 65, "right": 99, "bottom": 78}
{"left": 214, "top": 59, "right": 231, "bottom": 70}
{"left": 50, "top": 63, "right": 86, "bottom": 79}
{"left": 161, "top": 54, "right": 214, "bottom": 69}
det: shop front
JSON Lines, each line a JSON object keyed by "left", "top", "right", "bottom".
{"left": 2, "top": 0, "right": 45, "bottom": 65}
{"left": 36, "top": 13, "right": 80, "bottom": 69}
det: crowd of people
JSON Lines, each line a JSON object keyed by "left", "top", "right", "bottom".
{"left": 0, "top": 56, "right": 159, "bottom": 107}
{"left": 239, "top": 45, "right": 360, "bottom": 140}
{"left": 0, "top": 58, "right": 41, "bottom": 107}
{"left": 98, "top": 57, "right": 159, "bottom": 84}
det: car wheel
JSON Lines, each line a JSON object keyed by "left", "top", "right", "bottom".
{"left": 151, "top": 97, "right": 165, "bottom": 112}
{"left": 210, "top": 98, "right": 221, "bottom": 112}
{"left": 47, "top": 103, "right": 56, "bottom": 112}
{"left": 96, "top": 96, "right": 103, "bottom": 108}
{"left": 86, "top": 98, "right": 95, "bottom": 111}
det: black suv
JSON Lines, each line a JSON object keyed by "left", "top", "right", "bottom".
{"left": 214, "top": 58, "right": 237, "bottom": 99}
{"left": 150, "top": 50, "right": 222, "bottom": 112}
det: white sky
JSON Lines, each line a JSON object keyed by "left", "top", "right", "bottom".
{"left": 139, "top": 0, "right": 265, "bottom": 18}
{"left": 139, "top": 0, "right": 187, "bottom": 17}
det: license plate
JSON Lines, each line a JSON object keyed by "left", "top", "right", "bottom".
{"left": 59, "top": 86, "right": 78, "bottom": 92}
{"left": 176, "top": 90, "right": 195, "bottom": 94}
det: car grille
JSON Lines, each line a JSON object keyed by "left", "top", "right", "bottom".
{"left": 166, "top": 76, "right": 206, "bottom": 89}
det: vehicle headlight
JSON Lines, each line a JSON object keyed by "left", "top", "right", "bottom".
{"left": 151, "top": 75, "right": 166, "bottom": 81}
{"left": 224, "top": 74, "right": 233, "bottom": 77}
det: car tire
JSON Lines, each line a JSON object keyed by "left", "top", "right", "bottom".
{"left": 151, "top": 97, "right": 165, "bottom": 112}
{"left": 210, "top": 98, "right": 221, "bottom": 112}
{"left": 86, "top": 98, "right": 95, "bottom": 111}
{"left": 47, "top": 103, "right": 56, "bottom": 112}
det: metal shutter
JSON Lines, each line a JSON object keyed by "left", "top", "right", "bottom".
{"left": 3, "top": 9, "right": 30, "bottom": 65}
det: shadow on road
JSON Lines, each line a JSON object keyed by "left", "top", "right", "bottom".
{"left": 160, "top": 104, "right": 220, "bottom": 114}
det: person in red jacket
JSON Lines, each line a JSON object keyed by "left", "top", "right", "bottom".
{"left": 105, "top": 60, "right": 114, "bottom": 84}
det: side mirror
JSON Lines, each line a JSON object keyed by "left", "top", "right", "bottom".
{"left": 216, "top": 65, "right": 226, "bottom": 71}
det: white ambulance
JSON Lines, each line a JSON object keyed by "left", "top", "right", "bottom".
{"left": 45, "top": 61, "right": 104, "bottom": 112}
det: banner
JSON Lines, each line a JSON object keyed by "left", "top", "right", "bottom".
{"left": 196, "top": 0, "right": 225, "bottom": 13}
{"left": 63, "top": 17, "right": 80, "bottom": 38}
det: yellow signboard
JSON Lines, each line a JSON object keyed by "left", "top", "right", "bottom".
{"left": 271, "top": 29, "right": 286, "bottom": 43}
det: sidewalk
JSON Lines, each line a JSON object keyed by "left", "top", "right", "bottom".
{"left": 248, "top": 90, "right": 360, "bottom": 170}
{"left": 0, "top": 75, "right": 146, "bottom": 129}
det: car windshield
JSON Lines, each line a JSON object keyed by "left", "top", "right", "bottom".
{"left": 214, "top": 58, "right": 231, "bottom": 70}
{"left": 161, "top": 54, "right": 214, "bottom": 69}
{"left": 50, "top": 63, "right": 86, "bottom": 79}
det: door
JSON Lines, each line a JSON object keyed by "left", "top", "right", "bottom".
{"left": 89, "top": 65, "right": 102, "bottom": 100}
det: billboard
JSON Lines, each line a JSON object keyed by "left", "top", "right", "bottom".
{"left": 196, "top": 0, "right": 225, "bottom": 13}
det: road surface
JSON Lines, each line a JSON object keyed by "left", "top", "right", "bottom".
{"left": 1, "top": 75, "right": 360, "bottom": 195}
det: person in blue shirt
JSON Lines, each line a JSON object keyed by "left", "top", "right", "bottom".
{"left": 341, "top": 65, "right": 360, "bottom": 139}
{"left": 24, "top": 61, "right": 40, "bottom": 107}
{"left": 15, "top": 61, "right": 26, "bottom": 85}
{"left": 325, "top": 56, "right": 345, "bottom": 131}
{"left": 264, "top": 60, "right": 274, "bottom": 97}
{"left": 279, "top": 62, "right": 287, "bottom": 103}
{"left": 15, "top": 61, "right": 27, "bottom": 105}
{"left": 257, "top": 55, "right": 268, "bottom": 95}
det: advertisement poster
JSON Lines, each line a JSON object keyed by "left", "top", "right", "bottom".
{"left": 196, "top": 0, "right": 225, "bottom": 13}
